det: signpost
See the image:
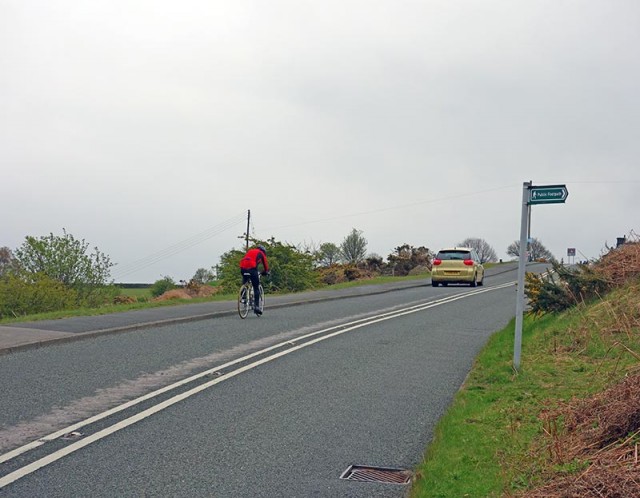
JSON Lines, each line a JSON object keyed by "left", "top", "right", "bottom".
{"left": 513, "top": 183, "right": 568, "bottom": 371}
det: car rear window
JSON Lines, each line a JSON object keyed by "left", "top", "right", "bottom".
{"left": 437, "top": 251, "right": 471, "bottom": 260}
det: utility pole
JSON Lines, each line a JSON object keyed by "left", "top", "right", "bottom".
{"left": 245, "top": 210, "right": 251, "bottom": 251}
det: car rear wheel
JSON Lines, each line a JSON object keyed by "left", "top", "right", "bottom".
{"left": 470, "top": 274, "right": 477, "bottom": 287}
{"left": 432, "top": 281, "right": 438, "bottom": 287}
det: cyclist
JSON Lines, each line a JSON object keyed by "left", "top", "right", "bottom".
{"left": 239, "top": 245, "right": 269, "bottom": 315}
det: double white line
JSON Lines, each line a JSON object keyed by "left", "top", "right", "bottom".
{"left": 0, "top": 281, "right": 514, "bottom": 488}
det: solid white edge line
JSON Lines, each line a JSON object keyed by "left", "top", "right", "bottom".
{"left": 0, "top": 281, "right": 515, "bottom": 488}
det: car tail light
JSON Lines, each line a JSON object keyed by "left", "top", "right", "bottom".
{"left": 463, "top": 259, "right": 474, "bottom": 266}
{"left": 433, "top": 259, "right": 442, "bottom": 266}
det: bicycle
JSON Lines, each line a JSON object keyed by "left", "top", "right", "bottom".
{"left": 237, "top": 272, "right": 264, "bottom": 319}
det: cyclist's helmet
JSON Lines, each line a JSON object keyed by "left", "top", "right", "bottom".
{"left": 257, "top": 245, "right": 267, "bottom": 255}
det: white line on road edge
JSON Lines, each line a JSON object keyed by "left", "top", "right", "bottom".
{"left": 0, "top": 282, "right": 514, "bottom": 489}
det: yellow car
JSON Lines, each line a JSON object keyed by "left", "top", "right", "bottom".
{"left": 431, "top": 247, "right": 485, "bottom": 287}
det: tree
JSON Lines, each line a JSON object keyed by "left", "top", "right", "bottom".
{"left": 315, "top": 242, "right": 341, "bottom": 267}
{"left": 507, "top": 238, "right": 555, "bottom": 262}
{"left": 14, "top": 229, "right": 114, "bottom": 303}
{"left": 458, "top": 238, "right": 498, "bottom": 263}
{"left": 192, "top": 267, "right": 216, "bottom": 284}
{"left": 0, "top": 246, "right": 17, "bottom": 278}
{"left": 340, "top": 229, "right": 367, "bottom": 265}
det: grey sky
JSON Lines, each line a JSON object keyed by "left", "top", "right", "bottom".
{"left": 2, "top": 1, "right": 639, "bottom": 282}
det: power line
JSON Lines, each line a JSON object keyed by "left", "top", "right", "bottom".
{"left": 266, "top": 180, "right": 640, "bottom": 233}
{"left": 111, "top": 212, "right": 247, "bottom": 280}
{"left": 265, "top": 184, "right": 518, "bottom": 231}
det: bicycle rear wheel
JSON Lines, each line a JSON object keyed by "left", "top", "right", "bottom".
{"left": 238, "top": 284, "right": 251, "bottom": 319}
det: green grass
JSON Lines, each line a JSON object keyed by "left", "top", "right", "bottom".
{"left": 316, "top": 272, "right": 430, "bottom": 290}
{"left": 0, "top": 274, "right": 430, "bottom": 324}
{"left": 118, "top": 287, "right": 152, "bottom": 299}
{"left": 0, "top": 286, "right": 239, "bottom": 324}
{"left": 0, "top": 293, "right": 235, "bottom": 324}
{"left": 410, "top": 284, "right": 640, "bottom": 497}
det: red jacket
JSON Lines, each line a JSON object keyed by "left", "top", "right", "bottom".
{"left": 240, "top": 248, "right": 269, "bottom": 272}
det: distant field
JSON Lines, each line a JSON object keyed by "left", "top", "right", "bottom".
{"left": 118, "top": 287, "right": 152, "bottom": 299}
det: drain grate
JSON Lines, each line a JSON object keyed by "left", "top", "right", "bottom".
{"left": 340, "top": 465, "right": 412, "bottom": 485}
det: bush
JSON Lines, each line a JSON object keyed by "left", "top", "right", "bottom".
{"left": 317, "top": 265, "right": 346, "bottom": 286}
{"left": 217, "top": 238, "right": 319, "bottom": 294}
{"left": 83, "top": 285, "right": 120, "bottom": 308}
{"left": 150, "top": 276, "right": 177, "bottom": 298}
{"left": 113, "top": 295, "right": 136, "bottom": 305}
{"left": 408, "top": 264, "right": 431, "bottom": 276}
{"left": 14, "top": 230, "right": 113, "bottom": 305}
{"left": 387, "top": 244, "right": 433, "bottom": 276}
{"left": 0, "top": 273, "right": 78, "bottom": 319}
{"left": 525, "top": 243, "right": 639, "bottom": 314}
{"left": 525, "top": 271, "right": 575, "bottom": 314}
{"left": 344, "top": 266, "right": 362, "bottom": 281}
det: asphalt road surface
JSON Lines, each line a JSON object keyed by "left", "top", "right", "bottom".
{"left": 0, "top": 264, "right": 539, "bottom": 497}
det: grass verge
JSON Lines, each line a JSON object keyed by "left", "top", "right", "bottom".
{"left": 410, "top": 281, "right": 640, "bottom": 497}
{"left": 0, "top": 274, "right": 430, "bottom": 324}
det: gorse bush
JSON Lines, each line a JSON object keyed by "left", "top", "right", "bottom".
{"left": 386, "top": 244, "right": 432, "bottom": 276}
{"left": 526, "top": 241, "right": 639, "bottom": 314}
{"left": 0, "top": 273, "right": 78, "bottom": 318}
{"left": 525, "top": 270, "right": 576, "bottom": 314}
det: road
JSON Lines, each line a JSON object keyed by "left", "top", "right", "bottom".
{"left": 0, "top": 264, "right": 535, "bottom": 497}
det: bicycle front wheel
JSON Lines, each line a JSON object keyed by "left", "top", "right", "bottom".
{"left": 238, "top": 285, "right": 250, "bottom": 319}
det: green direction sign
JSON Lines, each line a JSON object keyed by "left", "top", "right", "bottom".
{"left": 529, "top": 184, "right": 568, "bottom": 205}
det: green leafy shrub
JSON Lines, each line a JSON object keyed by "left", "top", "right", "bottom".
{"left": 83, "top": 285, "right": 120, "bottom": 308}
{"left": 217, "top": 249, "right": 244, "bottom": 294}
{"left": 14, "top": 229, "right": 113, "bottom": 305}
{"left": 0, "top": 273, "right": 78, "bottom": 318}
{"left": 150, "top": 276, "right": 177, "bottom": 297}
{"left": 217, "top": 238, "right": 319, "bottom": 294}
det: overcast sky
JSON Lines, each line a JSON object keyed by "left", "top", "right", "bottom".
{"left": 2, "top": 0, "right": 639, "bottom": 283}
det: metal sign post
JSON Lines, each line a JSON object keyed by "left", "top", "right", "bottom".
{"left": 513, "top": 182, "right": 568, "bottom": 372}
{"left": 514, "top": 182, "right": 531, "bottom": 371}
